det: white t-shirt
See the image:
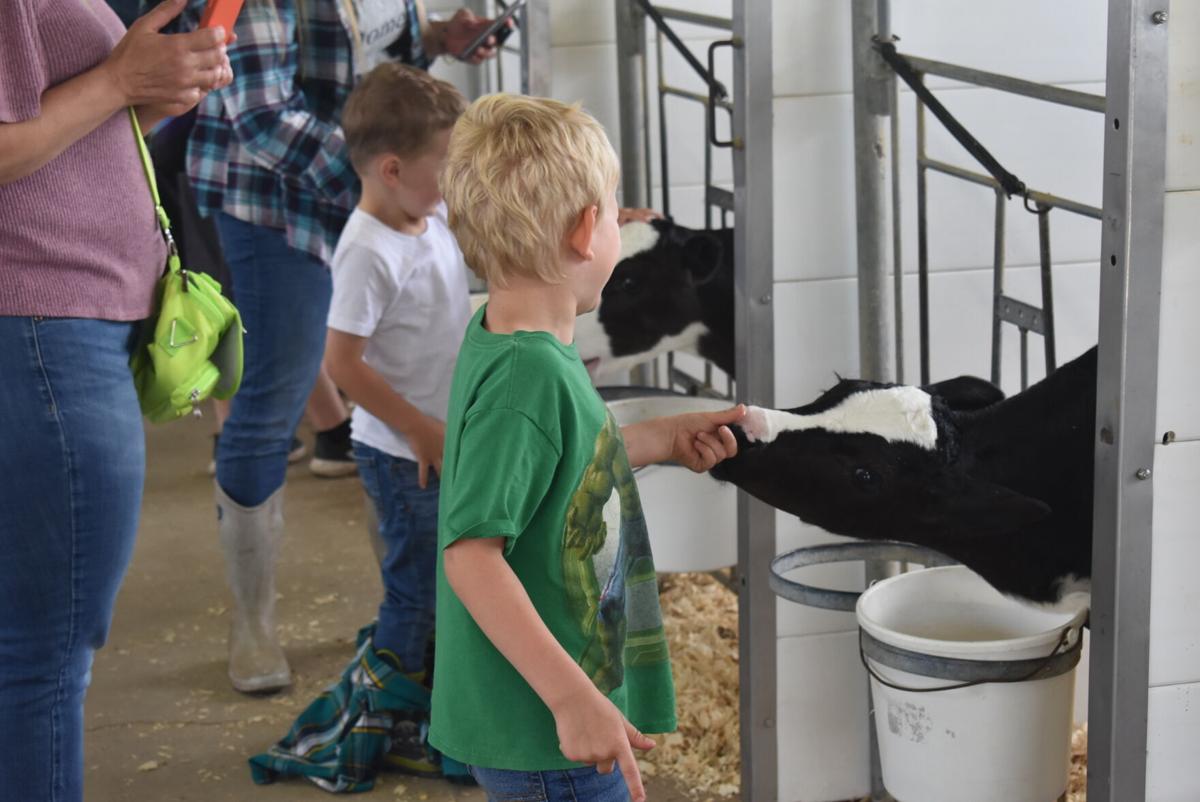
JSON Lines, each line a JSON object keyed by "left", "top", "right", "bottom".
{"left": 328, "top": 206, "right": 472, "bottom": 462}
{"left": 343, "top": 0, "right": 417, "bottom": 76}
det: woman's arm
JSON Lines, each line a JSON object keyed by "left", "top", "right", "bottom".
{"left": 0, "top": 0, "right": 229, "bottom": 185}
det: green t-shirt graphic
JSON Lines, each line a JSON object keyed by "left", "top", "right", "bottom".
{"left": 429, "top": 305, "right": 676, "bottom": 770}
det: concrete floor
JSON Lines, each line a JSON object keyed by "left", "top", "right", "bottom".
{"left": 84, "top": 414, "right": 697, "bottom": 802}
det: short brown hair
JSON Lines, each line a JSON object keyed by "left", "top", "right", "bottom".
{"left": 442, "top": 94, "right": 620, "bottom": 287}
{"left": 342, "top": 63, "right": 466, "bottom": 172}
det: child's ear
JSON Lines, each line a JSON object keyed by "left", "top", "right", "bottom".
{"left": 567, "top": 205, "right": 599, "bottom": 261}
{"left": 379, "top": 154, "right": 404, "bottom": 185}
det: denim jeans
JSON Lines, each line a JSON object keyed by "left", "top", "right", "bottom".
{"left": 213, "top": 213, "right": 332, "bottom": 507}
{"left": 0, "top": 317, "right": 146, "bottom": 802}
{"left": 353, "top": 442, "right": 439, "bottom": 674}
{"left": 470, "top": 764, "right": 630, "bottom": 802}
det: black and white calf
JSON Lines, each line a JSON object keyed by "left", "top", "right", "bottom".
{"left": 576, "top": 219, "right": 733, "bottom": 381}
{"left": 711, "top": 348, "right": 1098, "bottom": 609}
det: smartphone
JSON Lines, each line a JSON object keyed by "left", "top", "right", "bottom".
{"left": 199, "top": 0, "right": 244, "bottom": 44}
{"left": 456, "top": 0, "right": 526, "bottom": 61}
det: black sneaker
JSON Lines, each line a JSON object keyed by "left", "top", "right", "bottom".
{"left": 208, "top": 434, "right": 305, "bottom": 476}
{"left": 309, "top": 419, "right": 357, "bottom": 478}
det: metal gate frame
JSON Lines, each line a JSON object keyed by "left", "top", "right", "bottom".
{"left": 615, "top": 2, "right": 779, "bottom": 800}
{"left": 462, "top": 0, "right": 551, "bottom": 98}
{"left": 853, "top": 2, "right": 1169, "bottom": 801}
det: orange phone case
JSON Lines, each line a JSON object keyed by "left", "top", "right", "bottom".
{"left": 199, "top": 0, "right": 244, "bottom": 44}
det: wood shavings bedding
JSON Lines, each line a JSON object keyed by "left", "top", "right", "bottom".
{"left": 652, "top": 572, "right": 1089, "bottom": 801}
{"left": 644, "top": 572, "right": 741, "bottom": 797}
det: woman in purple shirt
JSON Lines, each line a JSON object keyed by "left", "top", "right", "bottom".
{"left": 0, "top": 1, "right": 231, "bottom": 799}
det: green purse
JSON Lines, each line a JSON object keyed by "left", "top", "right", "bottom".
{"left": 127, "top": 108, "right": 244, "bottom": 423}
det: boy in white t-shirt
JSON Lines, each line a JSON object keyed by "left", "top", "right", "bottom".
{"left": 323, "top": 63, "right": 470, "bottom": 775}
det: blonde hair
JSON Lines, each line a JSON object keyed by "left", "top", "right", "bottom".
{"left": 343, "top": 64, "right": 465, "bottom": 171}
{"left": 442, "top": 94, "right": 621, "bottom": 287}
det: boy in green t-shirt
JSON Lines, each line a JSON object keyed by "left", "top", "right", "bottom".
{"left": 429, "top": 93, "right": 746, "bottom": 802}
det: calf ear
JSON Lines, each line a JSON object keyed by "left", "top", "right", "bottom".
{"left": 682, "top": 233, "right": 724, "bottom": 286}
{"left": 920, "top": 478, "right": 1052, "bottom": 535}
{"left": 923, "top": 375, "right": 1005, "bottom": 411}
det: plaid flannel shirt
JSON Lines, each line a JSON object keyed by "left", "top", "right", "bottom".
{"left": 182, "top": 0, "right": 430, "bottom": 265}
{"left": 248, "top": 625, "right": 468, "bottom": 792}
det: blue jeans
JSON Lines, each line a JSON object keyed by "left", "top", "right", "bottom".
{"left": 0, "top": 317, "right": 145, "bottom": 802}
{"left": 470, "top": 765, "right": 630, "bottom": 802}
{"left": 213, "top": 213, "right": 331, "bottom": 507}
{"left": 353, "top": 442, "right": 439, "bottom": 673}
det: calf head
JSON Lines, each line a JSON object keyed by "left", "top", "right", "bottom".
{"left": 710, "top": 375, "right": 1050, "bottom": 546}
{"left": 576, "top": 218, "right": 725, "bottom": 380}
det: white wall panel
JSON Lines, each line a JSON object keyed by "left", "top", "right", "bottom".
{"left": 772, "top": 277, "right": 860, "bottom": 403}
{"left": 1166, "top": 0, "right": 1200, "bottom": 192}
{"left": 772, "top": 1, "right": 1105, "bottom": 100}
{"left": 1149, "top": 441, "right": 1200, "bottom": 688}
{"left": 771, "top": 261, "right": 1097, "bottom": 403}
{"left": 772, "top": 1, "right": 853, "bottom": 98}
{"left": 897, "top": 262, "right": 1099, "bottom": 394}
{"left": 773, "top": 88, "right": 1105, "bottom": 284}
{"left": 549, "top": 44, "right": 622, "bottom": 145}
{"left": 549, "top": 0, "right": 617, "bottom": 47}
{"left": 1146, "top": 682, "right": 1200, "bottom": 801}
{"left": 777, "top": 632, "right": 871, "bottom": 801}
{"left": 772, "top": 95, "right": 859, "bottom": 282}
{"left": 888, "top": 1, "right": 1106, "bottom": 89}
{"left": 1156, "top": 191, "right": 1200, "bottom": 443}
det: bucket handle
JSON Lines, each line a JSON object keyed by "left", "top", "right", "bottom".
{"left": 859, "top": 625, "right": 1078, "bottom": 694}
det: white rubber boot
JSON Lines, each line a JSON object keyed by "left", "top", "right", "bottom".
{"left": 215, "top": 483, "right": 291, "bottom": 693}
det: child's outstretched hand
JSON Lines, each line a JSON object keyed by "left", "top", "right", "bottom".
{"left": 409, "top": 414, "right": 446, "bottom": 488}
{"left": 666, "top": 404, "right": 745, "bottom": 472}
{"left": 554, "top": 689, "right": 655, "bottom": 802}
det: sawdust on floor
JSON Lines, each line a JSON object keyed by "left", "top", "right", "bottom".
{"left": 654, "top": 572, "right": 1090, "bottom": 802}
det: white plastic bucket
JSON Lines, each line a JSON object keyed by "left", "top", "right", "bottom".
{"left": 604, "top": 394, "right": 737, "bottom": 572}
{"left": 856, "top": 565, "right": 1087, "bottom": 802}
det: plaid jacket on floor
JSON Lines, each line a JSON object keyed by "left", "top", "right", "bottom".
{"left": 249, "top": 624, "right": 466, "bottom": 793}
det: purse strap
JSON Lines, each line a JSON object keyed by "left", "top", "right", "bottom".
{"left": 127, "top": 107, "right": 181, "bottom": 267}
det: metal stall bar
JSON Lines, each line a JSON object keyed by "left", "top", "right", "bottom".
{"left": 853, "top": 0, "right": 898, "bottom": 387}
{"left": 902, "top": 55, "right": 1106, "bottom": 112}
{"left": 853, "top": 2, "right": 899, "bottom": 798}
{"left": 732, "top": 0, "right": 777, "bottom": 799}
{"left": 616, "top": 0, "right": 652, "bottom": 210}
{"left": 468, "top": 1, "right": 551, "bottom": 98}
{"left": 1088, "top": 3, "right": 1169, "bottom": 801}
{"left": 518, "top": 0, "right": 550, "bottom": 96}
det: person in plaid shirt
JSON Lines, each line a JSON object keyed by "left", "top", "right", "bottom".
{"left": 180, "top": 0, "right": 504, "bottom": 695}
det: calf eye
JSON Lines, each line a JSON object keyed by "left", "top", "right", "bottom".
{"left": 616, "top": 276, "right": 637, "bottom": 292}
{"left": 852, "top": 467, "right": 880, "bottom": 491}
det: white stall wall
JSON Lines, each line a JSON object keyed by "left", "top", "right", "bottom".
{"left": 1147, "top": 3, "right": 1200, "bottom": 799}
{"left": 427, "top": 2, "right": 1112, "bottom": 799}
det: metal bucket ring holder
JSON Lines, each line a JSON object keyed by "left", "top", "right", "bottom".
{"left": 769, "top": 541, "right": 1084, "bottom": 691}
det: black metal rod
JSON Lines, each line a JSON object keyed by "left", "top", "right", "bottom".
{"left": 916, "top": 91, "right": 931, "bottom": 385}
{"left": 1037, "top": 204, "right": 1058, "bottom": 373}
{"left": 656, "top": 30, "right": 670, "bottom": 217}
{"left": 990, "top": 189, "right": 1006, "bottom": 385}
{"left": 1020, "top": 327, "right": 1029, "bottom": 390}
{"left": 877, "top": 41, "right": 1026, "bottom": 199}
